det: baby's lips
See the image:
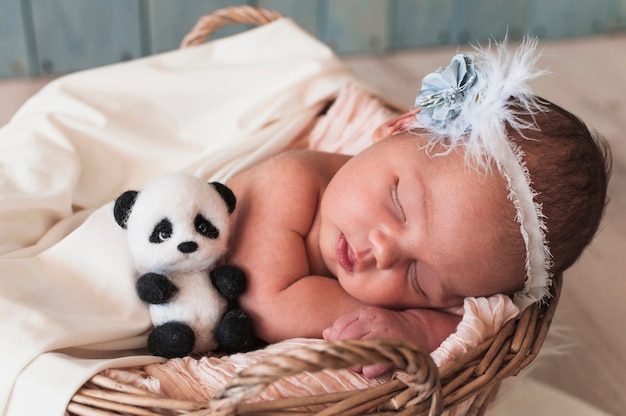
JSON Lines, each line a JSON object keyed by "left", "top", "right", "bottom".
{"left": 336, "top": 233, "right": 355, "bottom": 273}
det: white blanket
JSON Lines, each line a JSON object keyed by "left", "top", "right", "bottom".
{"left": 0, "top": 18, "right": 358, "bottom": 416}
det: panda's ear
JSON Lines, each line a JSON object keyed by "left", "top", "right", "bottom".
{"left": 210, "top": 182, "right": 236, "bottom": 214}
{"left": 114, "top": 190, "right": 139, "bottom": 229}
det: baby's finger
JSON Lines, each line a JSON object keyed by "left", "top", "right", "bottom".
{"left": 350, "top": 364, "right": 363, "bottom": 373}
{"left": 323, "top": 310, "right": 364, "bottom": 340}
{"left": 362, "top": 363, "right": 394, "bottom": 379}
{"left": 322, "top": 327, "right": 331, "bottom": 339}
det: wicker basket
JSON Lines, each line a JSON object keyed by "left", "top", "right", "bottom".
{"left": 67, "top": 6, "right": 562, "bottom": 416}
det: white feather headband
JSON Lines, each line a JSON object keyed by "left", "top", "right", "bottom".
{"left": 412, "top": 38, "right": 552, "bottom": 309}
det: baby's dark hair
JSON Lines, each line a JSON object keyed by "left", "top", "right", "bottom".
{"left": 508, "top": 97, "right": 612, "bottom": 275}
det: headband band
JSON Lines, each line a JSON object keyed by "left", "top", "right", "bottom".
{"left": 412, "top": 38, "right": 552, "bottom": 309}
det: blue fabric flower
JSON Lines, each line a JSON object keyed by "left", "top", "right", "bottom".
{"left": 415, "top": 54, "right": 478, "bottom": 130}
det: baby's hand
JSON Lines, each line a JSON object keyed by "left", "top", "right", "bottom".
{"left": 322, "top": 306, "right": 426, "bottom": 378}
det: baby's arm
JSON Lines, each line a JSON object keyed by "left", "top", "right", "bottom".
{"left": 228, "top": 150, "right": 365, "bottom": 342}
{"left": 244, "top": 271, "right": 365, "bottom": 342}
{"left": 323, "top": 306, "right": 461, "bottom": 377}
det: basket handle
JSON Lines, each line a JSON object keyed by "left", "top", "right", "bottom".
{"left": 209, "top": 338, "right": 443, "bottom": 416}
{"left": 180, "top": 5, "right": 283, "bottom": 48}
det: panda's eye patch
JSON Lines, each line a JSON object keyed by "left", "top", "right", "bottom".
{"left": 150, "top": 218, "right": 173, "bottom": 243}
{"left": 195, "top": 214, "right": 219, "bottom": 239}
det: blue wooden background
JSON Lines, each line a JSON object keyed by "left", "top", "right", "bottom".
{"left": 1, "top": 0, "right": 625, "bottom": 79}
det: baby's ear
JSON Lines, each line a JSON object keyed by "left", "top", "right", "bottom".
{"left": 372, "top": 111, "right": 419, "bottom": 143}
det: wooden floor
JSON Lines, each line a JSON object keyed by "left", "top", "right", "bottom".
{"left": 1, "top": 33, "right": 624, "bottom": 416}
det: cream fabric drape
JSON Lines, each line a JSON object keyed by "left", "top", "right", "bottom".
{"left": 0, "top": 19, "right": 357, "bottom": 416}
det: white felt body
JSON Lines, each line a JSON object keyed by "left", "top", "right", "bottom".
{"left": 149, "top": 270, "right": 228, "bottom": 352}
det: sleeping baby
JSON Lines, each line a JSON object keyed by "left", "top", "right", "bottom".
{"left": 225, "top": 39, "right": 610, "bottom": 377}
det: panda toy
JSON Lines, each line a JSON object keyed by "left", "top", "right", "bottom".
{"left": 113, "top": 172, "right": 254, "bottom": 358}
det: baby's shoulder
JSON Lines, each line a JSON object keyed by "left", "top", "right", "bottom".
{"left": 228, "top": 150, "right": 340, "bottom": 234}
{"left": 259, "top": 149, "right": 326, "bottom": 183}
{"left": 233, "top": 150, "right": 341, "bottom": 200}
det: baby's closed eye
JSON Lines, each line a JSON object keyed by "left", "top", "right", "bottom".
{"left": 391, "top": 179, "right": 406, "bottom": 222}
{"left": 407, "top": 261, "right": 418, "bottom": 287}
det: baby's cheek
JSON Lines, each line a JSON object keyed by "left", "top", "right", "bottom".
{"left": 342, "top": 282, "right": 385, "bottom": 308}
{"left": 337, "top": 276, "right": 367, "bottom": 302}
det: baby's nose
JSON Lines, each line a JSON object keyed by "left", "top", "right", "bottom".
{"left": 368, "top": 228, "right": 401, "bottom": 270}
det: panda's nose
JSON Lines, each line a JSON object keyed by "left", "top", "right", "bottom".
{"left": 177, "top": 241, "right": 198, "bottom": 253}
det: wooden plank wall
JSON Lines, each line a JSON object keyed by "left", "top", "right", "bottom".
{"left": 1, "top": 0, "right": 625, "bottom": 79}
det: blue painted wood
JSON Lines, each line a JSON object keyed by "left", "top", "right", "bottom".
{"left": 29, "top": 0, "right": 143, "bottom": 74}
{"left": 613, "top": 0, "right": 626, "bottom": 29}
{"left": 524, "top": 0, "right": 614, "bottom": 38}
{"left": 324, "top": 0, "right": 391, "bottom": 54}
{"left": 391, "top": 0, "right": 455, "bottom": 48}
{"left": 449, "top": 0, "right": 527, "bottom": 45}
{"left": 1, "top": 0, "right": 625, "bottom": 79}
{"left": 0, "top": 0, "right": 29, "bottom": 77}
{"left": 148, "top": 0, "right": 250, "bottom": 54}
{"left": 257, "top": 0, "right": 319, "bottom": 37}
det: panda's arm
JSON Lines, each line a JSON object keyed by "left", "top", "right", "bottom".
{"left": 136, "top": 272, "right": 177, "bottom": 304}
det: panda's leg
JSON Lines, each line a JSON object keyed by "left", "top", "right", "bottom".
{"left": 136, "top": 273, "right": 178, "bottom": 304}
{"left": 147, "top": 321, "right": 195, "bottom": 358}
{"left": 214, "top": 309, "right": 256, "bottom": 354}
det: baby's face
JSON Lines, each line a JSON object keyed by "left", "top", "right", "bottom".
{"left": 319, "top": 132, "right": 524, "bottom": 309}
